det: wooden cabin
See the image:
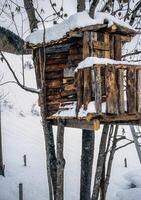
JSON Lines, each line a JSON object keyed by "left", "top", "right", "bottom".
{"left": 26, "top": 13, "right": 141, "bottom": 129}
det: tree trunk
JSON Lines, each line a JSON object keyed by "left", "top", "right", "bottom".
{"left": 56, "top": 120, "right": 65, "bottom": 200}
{"left": 23, "top": 0, "right": 38, "bottom": 32}
{"left": 42, "top": 117, "right": 57, "bottom": 200}
{"left": 77, "top": 0, "right": 86, "bottom": 12}
{"left": 80, "top": 129, "right": 94, "bottom": 200}
{"left": 91, "top": 124, "right": 109, "bottom": 200}
{"left": 89, "top": 0, "right": 99, "bottom": 18}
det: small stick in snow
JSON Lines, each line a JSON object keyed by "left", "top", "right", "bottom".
{"left": 23, "top": 155, "right": 27, "bottom": 167}
{"left": 19, "top": 183, "right": 23, "bottom": 200}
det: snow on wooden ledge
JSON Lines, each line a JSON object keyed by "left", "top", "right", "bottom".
{"left": 25, "top": 11, "right": 136, "bottom": 45}
{"left": 76, "top": 57, "right": 140, "bottom": 71}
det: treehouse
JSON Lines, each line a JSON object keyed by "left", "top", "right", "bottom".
{"left": 26, "top": 11, "right": 141, "bottom": 129}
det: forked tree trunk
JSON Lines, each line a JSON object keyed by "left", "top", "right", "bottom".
{"left": 91, "top": 124, "right": 109, "bottom": 200}
{"left": 80, "top": 129, "right": 95, "bottom": 200}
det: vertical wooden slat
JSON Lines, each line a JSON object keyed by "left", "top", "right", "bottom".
{"left": 127, "top": 67, "right": 137, "bottom": 113}
{"left": 83, "top": 68, "right": 92, "bottom": 110}
{"left": 137, "top": 69, "right": 141, "bottom": 112}
{"left": 76, "top": 69, "right": 83, "bottom": 114}
{"left": 91, "top": 68, "right": 95, "bottom": 98}
{"left": 104, "top": 32, "right": 110, "bottom": 58}
{"left": 118, "top": 68, "right": 125, "bottom": 114}
{"left": 94, "top": 65, "right": 102, "bottom": 114}
{"left": 114, "top": 35, "right": 121, "bottom": 60}
{"left": 56, "top": 120, "right": 65, "bottom": 200}
{"left": 106, "top": 65, "right": 118, "bottom": 114}
{"left": 83, "top": 31, "right": 90, "bottom": 59}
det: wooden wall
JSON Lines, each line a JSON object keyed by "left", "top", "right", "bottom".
{"left": 33, "top": 30, "right": 131, "bottom": 117}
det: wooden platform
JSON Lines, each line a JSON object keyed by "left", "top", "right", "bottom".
{"left": 48, "top": 113, "right": 141, "bottom": 130}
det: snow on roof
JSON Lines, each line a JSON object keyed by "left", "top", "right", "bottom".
{"left": 25, "top": 11, "right": 136, "bottom": 45}
{"left": 76, "top": 57, "right": 140, "bottom": 71}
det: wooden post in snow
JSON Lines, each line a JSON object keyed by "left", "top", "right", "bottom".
{"left": 0, "top": 103, "right": 4, "bottom": 176}
{"left": 56, "top": 120, "right": 65, "bottom": 200}
{"left": 19, "top": 183, "right": 23, "bottom": 200}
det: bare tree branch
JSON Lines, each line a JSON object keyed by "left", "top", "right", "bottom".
{"left": 0, "top": 52, "right": 40, "bottom": 94}
{"left": 130, "top": 1, "right": 141, "bottom": 26}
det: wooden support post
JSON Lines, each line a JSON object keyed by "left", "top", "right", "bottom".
{"left": 95, "top": 65, "right": 102, "bottom": 114}
{"left": 124, "top": 158, "right": 127, "bottom": 168}
{"left": 104, "top": 33, "right": 110, "bottom": 58}
{"left": 91, "top": 124, "right": 109, "bottom": 200}
{"left": 118, "top": 68, "right": 125, "bottom": 114}
{"left": 80, "top": 129, "right": 94, "bottom": 200}
{"left": 19, "top": 183, "right": 23, "bottom": 200}
{"left": 76, "top": 69, "right": 83, "bottom": 114}
{"left": 23, "top": 155, "right": 27, "bottom": 167}
{"left": 106, "top": 66, "right": 118, "bottom": 114}
{"left": 56, "top": 120, "right": 65, "bottom": 200}
{"left": 127, "top": 67, "right": 137, "bottom": 113}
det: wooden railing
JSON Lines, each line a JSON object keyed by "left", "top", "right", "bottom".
{"left": 76, "top": 64, "right": 141, "bottom": 116}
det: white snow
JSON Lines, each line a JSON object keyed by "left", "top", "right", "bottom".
{"left": 26, "top": 11, "right": 136, "bottom": 45}
{"left": 53, "top": 101, "right": 106, "bottom": 118}
{"left": 76, "top": 57, "right": 140, "bottom": 71}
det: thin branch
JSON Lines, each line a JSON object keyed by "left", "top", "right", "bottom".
{"left": 115, "top": 141, "right": 134, "bottom": 151}
{"left": 0, "top": 52, "right": 40, "bottom": 94}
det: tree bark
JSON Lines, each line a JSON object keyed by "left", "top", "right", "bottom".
{"left": 80, "top": 129, "right": 94, "bottom": 200}
{"left": 77, "top": 0, "right": 86, "bottom": 12}
{"left": 91, "top": 124, "right": 109, "bottom": 200}
{"left": 89, "top": 0, "right": 99, "bottom": 18}
{"left": 23, "top": 0, "right": 38, "bottom": 32}
{"left": 42, "top": 117, "right": 57, "bottom": 200}
{"left": 56, "top": 120, "right": 65, "bottom": 200}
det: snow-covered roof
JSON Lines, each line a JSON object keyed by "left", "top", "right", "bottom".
{"left": 25, "top": 11, "right": 136, "bottom": 47}
{"left": 76, "top": 57, "right": 140, "bottom": 71}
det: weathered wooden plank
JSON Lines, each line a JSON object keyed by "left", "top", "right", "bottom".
{"left": 118, "top": 69, "right": 125, "bottom": 114}
{"left": 45, "top": 70, "right": 63, "bottom": 80}
{"left": 127, "top": 67, "right": 137, "bottom": 113}
{"left": 83, "top": 31, "right": 90, "bottom": 59}
{"left": 94, "top": 65, "right": 102, "bottom": 114}
{"left": 76, "top": 69, "right": 84, "bottom": 113}
{"left": 93, "top": 41, "right": 110, "bottom": 51}
{"left": 56, "top": 120, "right": 65, "bottom": 200}
{"left": 137, "top": 70, "right": 141, "bottom": 112}
{"left": 114, "top": 35, "right": 121, "bottom": 60}
{"left": 83, "top": 68, "right": 92, "bottom": 110}
{"left": 91, "top": 68, "right": 95, "bottom": 98}
{"left": 46, "top": 64, "right": 66, "bottom": 72}
{"left": 46, "top": 80, "right": 62, "bottom": 88}
{"left": 104, "top": 32, "right": 110, "bottom": 58}
{"left": 46, "top": 58, "right": 67, "bottom": 65}
{"left": 63, "top": 83, "right": 76, "bottom": 92}
{"left": 45, "top": 43, "right": 73, "bottom": 54}
{"left": 106, "top": 66, "right": 118, "bottom": 114}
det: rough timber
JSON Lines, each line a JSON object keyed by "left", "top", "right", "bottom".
{"left": 27, "top": 13, "right": 141, "bottom": 129}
